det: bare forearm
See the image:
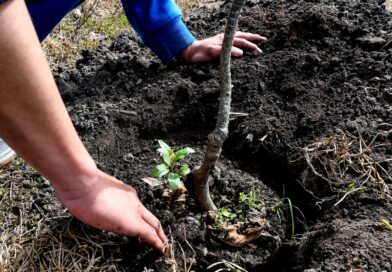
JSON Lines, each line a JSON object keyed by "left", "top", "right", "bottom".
{"left": 0, "top": 0, "right": 97, "bottom": 197}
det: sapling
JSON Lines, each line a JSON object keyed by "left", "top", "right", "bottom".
{"left": 271, "top": 197, "right": 307, "bottom": 239}
{"left": 192, "top": 0, "right": 247, "bottom": 212}
{"left": 150, "top": 140, "right": 194, "bottom": 191}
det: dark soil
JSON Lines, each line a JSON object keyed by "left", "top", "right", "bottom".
{"left": 51, "top": 0, "right": 392, "bottom": 270}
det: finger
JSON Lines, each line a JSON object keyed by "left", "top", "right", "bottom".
{"left": 235, "top": 31, "right": 267, "bottom": 42}
{"left": 138, "top": 221, "right": 166, "bottom": 254}
{"left": 233, "top": 38, "right": 262, "bottom": 52}
{"left": 231, "top": 47, "right": 243, "bottom": 57}
{"left": 142, "top": 206, "right": 168, "bottom": 244}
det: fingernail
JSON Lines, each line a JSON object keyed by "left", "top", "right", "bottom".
{"left": 260, "top": 36, "right": 268, "bottom": 41}
{"left": 162, "top": 243, "right": 169, "bottom": 254}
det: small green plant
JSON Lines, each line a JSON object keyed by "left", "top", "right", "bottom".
{"left": 382, "top": 219, "right": 392, "bottom": 231}
{"left": 214, "top": 208, "right": 238, "bottom": 226}
{"left": 150, "top": 140, "right": 194, "bottom": 191}
{"left": 334, "top": 182, "right": 366, "bottom": 206}
{"left": 347, "top": 182, "right": 366, "bottom": 193}
{"left": 239, "top": 183, "right": 263, "bottom": 210}
{"left": 271, "top": 197, "right": 307, "bottom": 239}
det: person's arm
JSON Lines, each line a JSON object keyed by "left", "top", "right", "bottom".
{"left": 0, "top": 0, "right": 167, "bottom": 253}
{"left": 121, "top": 0, "right": 267, "bottom": 63}
{"left": 121, "top": 0, "right": 195, "bottom": 63}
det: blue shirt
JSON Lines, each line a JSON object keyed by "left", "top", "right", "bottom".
{"left": 10, "top": 0, "right": 195, "bottom": 62}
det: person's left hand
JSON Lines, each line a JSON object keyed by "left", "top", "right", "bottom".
{"left": 181, "top": 31, "right": 267, "bottom": 63}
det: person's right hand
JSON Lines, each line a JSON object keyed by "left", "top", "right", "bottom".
{"left": 54, "top": 169, "right": 168, "bottom": 253}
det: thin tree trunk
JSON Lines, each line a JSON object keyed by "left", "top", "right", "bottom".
{"left": 193, "top": 0, "right": 246, "bottom": 212}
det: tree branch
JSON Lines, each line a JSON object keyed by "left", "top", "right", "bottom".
{"left": 193, "top": 0, "right": 246, "bottom": 212}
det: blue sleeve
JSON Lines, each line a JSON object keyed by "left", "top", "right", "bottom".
{"left": 121, "top": 0, "right": 196, "bottom": 63}
{"left": 27, "top": 0, "right": 85, "bottom": 42}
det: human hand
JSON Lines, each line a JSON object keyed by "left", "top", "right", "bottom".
{"left": 55, "top": 170, "right": 168, "bottom": 253}
{"left": 181, "top": 31, "right": 267, "bottom": 63}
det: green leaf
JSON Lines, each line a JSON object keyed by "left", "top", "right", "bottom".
{"left": 177, "top": 164, "right": 191, "bottom": 177}
{"left": 239, "top": 192, "right": 247, "bottom": 202}
{"left": 347, "top": 182, "right": 356, "bottom": 191}
{"left": 229, "top": 213, "right": 237, "bottom": 220}
{"left": 174, "top": 147, "right": 195, "bottom": 162}
{"left": 158, "top": 140, "right": 172, "bottom": 154}
{"left": 220, "top": 208, "right": 230, "bottom": 217}
{"left": 150, "top": 164, "right": 169, "bottom": 179}
{"left": 162, "top": 152, "right": 172, "bottom": 166}
{"left": 168, "top": 173, "right": 181, "bottom": 191}
{"left": 157, "top": 147, "right": 169, "bottom": 157}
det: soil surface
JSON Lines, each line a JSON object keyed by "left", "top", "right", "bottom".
{"left": 1, "top": 0, "right": 391, "bottom": 271}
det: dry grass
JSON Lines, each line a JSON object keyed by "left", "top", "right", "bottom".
{"left": 0, "top": 222, "right": 120, "bottom": 271}
{"left": 43, "top": 0, "right": 129, "bottom": 68}
{"left": 299, "top": 128, "right": 392, "bottom": 207}
{"left": 0, "top": 217, "right": 120, "bottom": 271}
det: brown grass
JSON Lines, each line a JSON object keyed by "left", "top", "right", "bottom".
{"left": 43, "top": 0, "right": 129, "bottom": 68}
{"left": 300, "top": 129, "right": 391, "bottom": 207}
{"left": 0, "top": 158, "right": 121, "bottom": 271}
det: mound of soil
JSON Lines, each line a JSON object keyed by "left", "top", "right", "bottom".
{"left": 53, "top": 0, "right": 392, "bottom": 270}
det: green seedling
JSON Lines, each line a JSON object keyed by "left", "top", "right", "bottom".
{"left": 150, "top": 140, "right": 194, "bottom": 191}
{"left": 214, "top": 207, "right": 238, "bottom": 226}
{"left": 271, "top": 197, "right": 307, "bottom": 239}
{"left": 347, "top": 182, "right": 366, "bottom": 193}
{"left": 334, "top": 182, "right": 366, "bottom": 206}
{"left": 212, "top": 184, "right": 262, "bottom": 227}
{"left": 239, "top": 183, "right": 263, "bottom": 210}
{"left": 382, "top": 219, "right": 392, "bottom": 231}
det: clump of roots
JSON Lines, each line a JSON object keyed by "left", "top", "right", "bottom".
{"left": 299, "top": 129, "right": 391, "bottom": 206}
